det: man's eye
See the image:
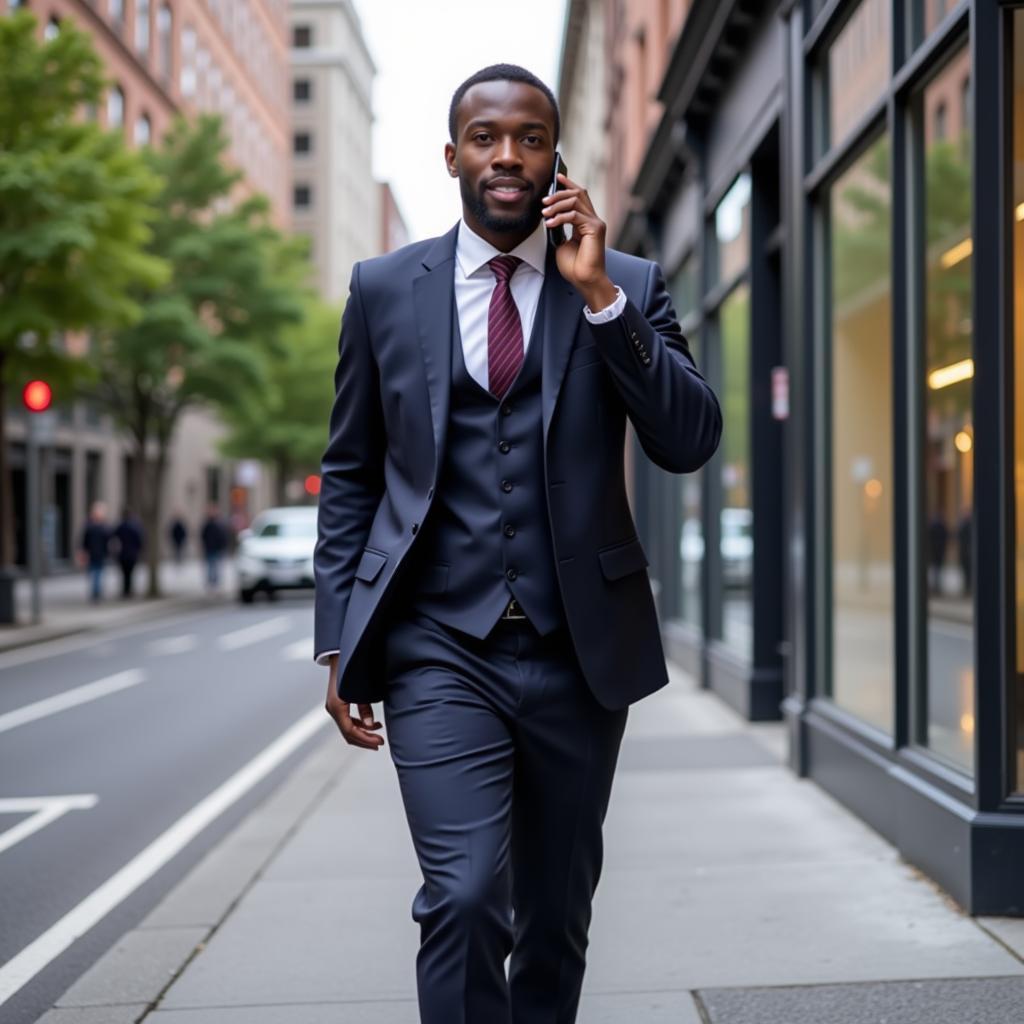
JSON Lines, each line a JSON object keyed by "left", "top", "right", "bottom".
{"left": 473, "top": 133, "right": 492, "bottom": 143}
{"left": 523, "top": 135, "right": 541, "bottom": 144}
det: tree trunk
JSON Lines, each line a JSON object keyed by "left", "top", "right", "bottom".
{"left": 0, "top": 350, "right": 13, "bottom": 568}
{"left": 143, "top": 447, "right": 168, "bottom": 599}
{"left": 274, "top": 454, "right": 291, "bottom": 505}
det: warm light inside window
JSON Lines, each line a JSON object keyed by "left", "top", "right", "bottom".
{"left": 955, "top": 430, "right": 973, "bottom": 453}
{"left": 928, "top": 358, "right": 974, "bottom": 390}
{"left": 864, "top": 478, "right": 883, "bottom": 499}
{"left": 940, "top": 237, "right": 973, "bottom": 269}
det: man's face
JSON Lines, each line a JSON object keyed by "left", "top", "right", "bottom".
{"left": 445, "top": 80, "right": 556, "bottom": 237}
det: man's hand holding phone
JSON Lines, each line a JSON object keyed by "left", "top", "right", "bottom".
{"left": 542, "top": 166, "right": 618, "bottom": 314}
{"left": 324, "top": 655, "right": 385, "bottom": 750}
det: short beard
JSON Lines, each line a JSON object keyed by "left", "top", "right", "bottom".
{"left": 461, "top": 175, "right": 543, "bottom": 235}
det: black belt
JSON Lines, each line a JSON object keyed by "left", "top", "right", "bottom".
{"left": 500, "top": 596, "right": 528, "bottom": 621}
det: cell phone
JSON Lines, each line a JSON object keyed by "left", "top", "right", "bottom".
{"left": 547, "top": 151, "right": 568, "bottom": 247}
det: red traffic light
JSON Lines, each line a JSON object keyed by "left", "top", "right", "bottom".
{"left": 304, "top": 474, "right": 321, "bottom": 496}
{"left": 22, "top": 380, "right": 52, "bottom": 413}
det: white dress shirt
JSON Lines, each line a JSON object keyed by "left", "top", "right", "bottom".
{"left": 316, "top": 221, "right": 625, "bottom": 666}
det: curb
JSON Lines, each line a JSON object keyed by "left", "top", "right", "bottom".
{"left": 37, "top": 732, "right": 353, "bottom": 1024}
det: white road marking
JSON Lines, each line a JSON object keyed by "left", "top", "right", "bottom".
{"left": 146, "top": 634, "right": 198, "bottom": 656}
{"left": 0, "top": 796, "right": 98, "bottom": 856}
{"left": 0, "top": 670, "right": 145, "bottom": 736}
{"left": 0, "top": 705, "right": 328, "bottom": 1007}
{"left": 217, "top": 616, "right": 291, "bottom": 651}
{"left": 282, "top": 637, "right": 313, "bottom": 661}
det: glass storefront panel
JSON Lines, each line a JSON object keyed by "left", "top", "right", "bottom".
{"left": 827, "top": 0, "right": 891, "bottom": 152}
{"left": 918, "top": 51, "right": 973, "bottom": 773}
{"left": 910, "top": 0, "right": 954, "bottom": 52}
{"left": 1011, "top": 10, "right": 1024, "bottom": 792}
{"left": 678, "top": 330, "right": 703, "bottom": 631}
{"left": 670, "top": 253, "right": 699, "bottom": 322}
{"left": 714, "top": 174, "right": 751, "bottom": 287}
{"left": 829, "top": 134, "right": 894, "bottom": 734}
{"left": 719, "top": 284, "right": 752, "bottom": 658}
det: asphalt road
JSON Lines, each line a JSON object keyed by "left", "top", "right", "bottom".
{"left": 0, "top": 594, "right": 331, "bottom": 1024}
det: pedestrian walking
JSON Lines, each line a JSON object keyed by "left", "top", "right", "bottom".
{"left": 168, "top": 513, "right": 188, "bottom": 564}
{"left": 928, "top": 514, "right": 948, "bottom": 595}
{"left": 314, "top": 64, "right": 722, "bottom": 1023}
{"left": 200, "top": 505, "right": 228, "bottom": 589}
{"left": 78, "top": 501, "right": 110, "bottom": 602}
{"left": 113, "top": 509, "right": 144, "bottom": 598}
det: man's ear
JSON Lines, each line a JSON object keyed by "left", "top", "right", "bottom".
{"left": 444, "top": 142, "right": 458, "bottom": 178}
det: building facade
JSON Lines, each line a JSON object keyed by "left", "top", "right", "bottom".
{"left": 561, "top": 0, "right": 1024, "bottom": 916}
{"left": 289, "top": 0, "right": 376, "bottom": 302}
{"left": 378, "top": 181, "right": 409, "bottom": 256}
{"left": 2, "top": 0, "right": 290, "bottom": 568}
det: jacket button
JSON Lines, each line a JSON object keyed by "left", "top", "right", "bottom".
{"left": 498, "top": 440, "right": 511, "bottom": 454}
{"left": 504, "top": 524, "right": 516, "bottom": 538}
{"left": 501, "top": 479, "right": 513, "bottom": 493}
{"left": 506, "top": 567, "right": 518, "bottom": 581}
{"left": 411, "top": 522, "right": 419, "bottom": 535}
{"left": 642, "top": 356, "right": 652, "bottom": 366}
{"left": 427, "top": 487, "right": 434, "bottom": 499}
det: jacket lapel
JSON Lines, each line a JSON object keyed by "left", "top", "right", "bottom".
{"left": 412, "top": 224, "right": 459, "bottom": 480}
{"left": 541, "top": 244, "right": 583, "bottom": 443}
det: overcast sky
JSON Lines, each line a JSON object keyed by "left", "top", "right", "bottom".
{"left": 352, "top": 0, "right": 569, "bottom": 242}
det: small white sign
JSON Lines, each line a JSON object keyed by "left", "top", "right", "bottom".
{"left": 771, "top": 366, "right": 789, "bottom": 421}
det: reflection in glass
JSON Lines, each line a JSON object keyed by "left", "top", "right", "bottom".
{"left": 910, "top": 0, "right": 951, "bottom": 51}
{"left": 670, "top": 254, "right": 698, "bottom": 322}
{"left": 920, "top": 53, "right": 973, "bottom": 773}
{"left": 677, "top": 334, "right": 702, "bottom": 630}
{"left": 719, "top": 285, "right": 752, "bottom": 658}
{"left": 829, "top": 134, "right": 894, "bottom": 733}
{"left": 715, "top": 175, "right": 750, "bottom": 287}
{"left": 827, "top": 0, "right": 891, "bottom": 151}
{"left": 1012, "top": 11, "right": 1024, "bottom": 792}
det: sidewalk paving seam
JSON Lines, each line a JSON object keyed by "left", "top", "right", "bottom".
{"left": 112, "top": 735, "right": 356, "bottom": 1023}
{"left": 974, "top": 923, "right": 1024, "bottom": 967}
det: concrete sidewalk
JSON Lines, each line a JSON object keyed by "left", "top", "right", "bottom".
{"left": 0, "top": 560, "right": 237, "bottom": 654}
{"left": 41, "top": 667, "right": 1024, "bottom": 1023}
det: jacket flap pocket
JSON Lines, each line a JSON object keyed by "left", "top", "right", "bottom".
{"left": 597, "top": 537, "right": 648, "bottom": 581}
{"left": 354, "top": 547, "right": 388, "bottom": 583}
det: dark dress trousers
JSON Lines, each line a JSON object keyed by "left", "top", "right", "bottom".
{"left": 314, "top": 224, "right": 721, "bottom": 1023}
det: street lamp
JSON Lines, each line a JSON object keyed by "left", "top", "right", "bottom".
{"left": 22, "top": 380, "right": 55, "bottom": 624}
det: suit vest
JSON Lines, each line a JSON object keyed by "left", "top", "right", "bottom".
{"left": 404, "top": 293, "right": 566, "bottom": 637}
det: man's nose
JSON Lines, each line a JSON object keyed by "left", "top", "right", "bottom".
{"left": 492, "top": 138, "right": 522, "bottom": 167}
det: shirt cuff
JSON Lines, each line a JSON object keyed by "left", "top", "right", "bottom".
{"left": 582, "top": 285, "right": 626, "bottom": 324}
{"left": 315, "top": 650, "right": 339, "bottom": 666}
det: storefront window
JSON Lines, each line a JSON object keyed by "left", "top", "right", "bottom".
{"left": 678, "top": 328, "right": 702, "bottom": 631}
{"left": 1011, "top": 10, "right": 1024, "bottom": 792}
{"left": 714, "top": 174, "right": 750, "bottom": 287}
{"left": 918, "top": 52, "right": 973, "bottom": 773}
{"left": 910, "top": 0, "right": 953, "bottom": 52}
{"left": 719, "top": 284, "right": 752, "bottom": 658}
{"left": 670, "top": 253, "right": 699, "bottom": 322}
{"left": 827, "top": 0, "right": 891, "bottom": 152}
{"left": 829, "top": 134, "right": 894, "bottom": 734}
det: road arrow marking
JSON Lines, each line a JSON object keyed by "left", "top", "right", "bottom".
{"left": 0, "top": 796, "right": 98, "bottom": 857}
{"left": 0, "top": 705, "right": 327, "bottom": 1007}
{"left": 0, "top": 670, "right": 146, "bottom": 735}
{"left": 218, "top": 616, "right": 291, "bottom": 651}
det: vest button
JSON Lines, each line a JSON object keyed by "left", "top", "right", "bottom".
{"left": 501, "top": 403, "right": 513, "bottom": 416}
{"left": 506, "top": 567, "right": 519, "bottom": 581}
{"left": 504, "top": 524, "right": 516, "bottom": 538}
{"left": 501, "top": 479, "right": 513, "bottom": 493}
{"left": 498, "top": 440, "right": 511, "bottom": 454}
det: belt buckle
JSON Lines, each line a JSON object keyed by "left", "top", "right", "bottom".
{"left": 501, "top": 597, "right": 527, "bottom": 621}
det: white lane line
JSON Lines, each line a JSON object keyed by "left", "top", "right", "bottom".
{"left": 0, "top": 796, "right": 98, "bottom": 856}
{"left": 0, "top": 705, "right": 328, "bottom": 1007}
{"left": 282, "top": 637, "right": 313, "bottom": 661}
{"left": 0, "top": 670, "right": 145, "bottom": 736}
{"left": 217, "top": 616, "right": 291, "bottom": 651}
{"left": 146, "top": 634, "right": 198, "bottom": 656}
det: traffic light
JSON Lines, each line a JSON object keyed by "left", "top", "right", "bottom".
{"left": 22, "top": 380, "right": 52, "bottom": 413}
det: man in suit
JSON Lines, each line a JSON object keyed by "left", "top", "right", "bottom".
{"left": 314, "top": 64, "right": 721, "bottom": 1024}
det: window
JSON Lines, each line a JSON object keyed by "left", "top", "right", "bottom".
{"left": 110, "top": 0, "right": 124, "bottom": 32}
{"left": 828, "top": 134, "right": 894, "bottom": 734}
{"left": 916, "top": 52, "right": 974, "bottom": 772}
{"left": 44, "top": 17, "right": 60, "bottom": 40}
{"left": 136, "top": 0, "right": 151, "bottom": 55}
{"left": 293, "top": 131, "right": 312, "bottom": 155}
{"left": 713, "top": 173, "right": 750, "bottom": 287}
{"left": 717, "top": 285, "right": 752, "bottom": 658}
{"left": 107, "top": 85, "right": 124, "bottom": 128}
{"left": 158, "top": 5, "right": 172, "bottom": 83}
{"left": 825, "top": 0, "right": 891, "bottom": 153}
{"left": 292, "top": 24, "right": 312, "bottom": 47}
{"left": 181, "top": 25, "right": 196, "bottom": 97}
{"left": 293, "top": 184, "right": 312, "bottom": 209}
{"left": 293, "top": 78, "right": 312, "bottom": 103}
{"left": 910, "top": 0, "right": 952, "bottom": 51}
{"left": 134, "top": 113, "right": 151, "bottom": 146}
{"left": 933, "top": 101, "right": 947, "bottom": 141}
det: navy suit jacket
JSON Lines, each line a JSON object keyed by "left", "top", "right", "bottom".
{"left": 314, "top": 223, "right": 722, "bottom": 710}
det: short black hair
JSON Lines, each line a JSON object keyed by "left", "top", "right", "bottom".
{"left": 448, "top": 63, "right": 560, "bottom": 145}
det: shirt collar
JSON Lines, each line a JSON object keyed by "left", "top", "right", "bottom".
{"left": 456, "top": 217, "right": 548, "bottom": 279}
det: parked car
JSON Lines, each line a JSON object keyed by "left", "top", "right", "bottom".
{"left": 236, "top": 506, "right": 317, "bottom": 603}
{"left": 679, "top": 507, "right": 753, "bottom": 589}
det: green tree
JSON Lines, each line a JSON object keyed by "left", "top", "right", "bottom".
{"left": 219, "top": 298, "right": 341, "bottom": 504}
{"left": 0, "top": 11, "right": 165, "bottom": 570}
{"left": 86, "top": 114, "right": 307, "bottom": 597}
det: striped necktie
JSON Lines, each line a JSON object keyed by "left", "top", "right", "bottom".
{"left": 487, "top": 255, "right": 524, "bottom": 398}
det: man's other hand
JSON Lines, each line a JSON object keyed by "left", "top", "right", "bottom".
{"left": 324, "top": 655, "right": 384, "bottom": 750}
